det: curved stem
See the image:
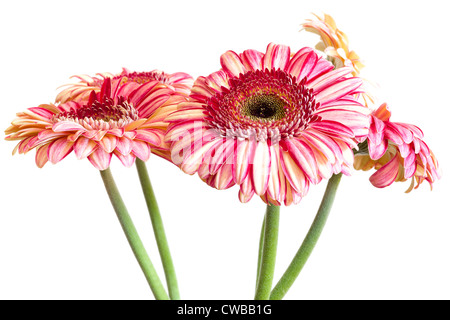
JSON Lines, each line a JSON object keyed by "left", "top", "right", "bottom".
{"left": 254, "top": 204, "right": 280, "bottom": 300}
{"left": 270, "top": 173, "right": 342, "bottom": 300}
{"left": 99, "top": 168, "right": 169, "bottom": 300}
{"left": 135, "top": 159, "right": 179, "bottom": 300}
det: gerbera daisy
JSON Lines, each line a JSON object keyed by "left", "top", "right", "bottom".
{"left": 55, "top": 68, "right": 194, "bottom": 103}
{"left": 166, "top": 43, "right": 370, "bottom": 205}
{"left": 302, "top": 13, "right": 363, "bottom": 76}
{"left": 354, "top": 103, "right": 441, "bottom": 191}
{"left": 5, "top": 76, "right": 189, "bottom": 170}
{"left": 302, "top": 13, "right": 376, "bottom": 108}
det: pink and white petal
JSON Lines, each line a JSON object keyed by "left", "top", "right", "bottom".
{"left": 181, "top": 139, "right": 220, "bottom": 175}
{"left": 28, "top": 106, "right": 57, "bottom": 120}
{"left": 208, "top": 138, "right": 236, "bottom": 175}
{"left": 240, "top": 49, "right": 264, "bottom": 71}
{"left": 47, "top": 138, "right": 74, "bottom": 164}
{"left": 301, "top": 131, "right": 336, "bottom": 164}
{"left": 239, "top": 174, "right": 255, "bottom": 203}
{"left": 252, "top": 140, "right": 271, "bottom": 196}
{"left": 369, "top": 153, "right": 401, "bottom": 188}
{"left": 233, "top": 139, "right": 256, "bottom": 184}
{"left": 307, "top": 66, "right": 353, "bottom": 91}
{"left": 267, "top": 144, "right": 281, "bottom": 201}
{"left": 280, "top": 150, "right": 307, "bottom": 195}
{"left": 213, "top": 164, "right": 235, "bottom": 190}
{"left": 220, "top": 50, "right": 246, "bottom": 77}
{"left": 206, "top": 70, "right": 230, "bottom": 91}
{"left": 98, "top": 135, "right": 118, "bottom": 153}
{"left": 263, "top": 43, "right": 290, "bottom": 71}
{"left": 88, "top": 147, "right": 113, "bottom": 170}
{"left": 368, "top": 138, "right": 388, "bottom": 160}
{"left": 52, "top": 121, "right": 85, "bottom": 132}
{"left": 74, "top": 136, "right": 98, "bottom": 159}
{"left": 287, "top": 49, "right": 318, "bottom": 81}
{"left": 314, "top": 77, "right": 362, "bottom": 105}
{"left": 114, "top": 151, "right": 136, "bottom": 168}
{"left": 308, "top": 120, "right": 354, "bottom": 138}
{"left": 403, "top": 153, "right": 418, "bottom": 179}
{"left": 135, "top": 130, "right": 161, "bottom": 147}
{"left": 285, "top": 139, "right": 319, "bottom": 184}
{"left": 115, "top": 137, "right": 133, "bottom": 155}
{"left": 131, "top": 140, "right": 152, "bottom": 162}
{"left": 135, "top": 90, "right": 171, "bottom": 118}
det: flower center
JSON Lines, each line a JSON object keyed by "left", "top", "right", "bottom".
{"left": 116, "top": 71, "right": 170, "bottom": 85}
{"left": 206, "top": 69, "right": 320, "bottom": 142}
{"left": 243, "top": 94, "right": 286, "bottom": 121}
{"left": 54, "top": 96, "right": 140, "bottom": 130}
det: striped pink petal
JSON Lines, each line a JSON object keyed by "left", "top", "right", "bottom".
{"left": 221, "top": 50, "right": 246, "bottom": 77}
{"left": 263, "top": 43, "right": 290, "bottom": 71}
{"left": 48, "top": 138, "right": 74, "bottom": 164}
{"left": 240, "top": 49, "right": 264, "bottom": 72}
{"left": 73, "top": 136, "right": 98, "bottom": 159}
{"left": 369, "top": 153, "right": 400, "bottom": 188}
{"left": 88, "top": 147, "right": 113, "bottom": 171}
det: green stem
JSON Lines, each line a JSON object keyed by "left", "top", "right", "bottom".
{"left": 269, "top": 173, "right": 342, "bottom": 300}
{"left": 255, "top": 215, "right": 266, "bottom": 290}
{"left": 99, "top": 168, "right": 169, "bottom": 300}
{"left": 254, "top": 204, "right": 280, "bottom": 300}
{"left": 135, "top": 159, "right": 179, "bottom": 300}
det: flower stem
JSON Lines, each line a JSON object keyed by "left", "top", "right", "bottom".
{"left": 99, "top": 167, "right": 169, "bottom": 300}
{"left": 255, "top": 215, "right": 266, "bottom": 289}
{"left": 254, "top": 204, "right": 280, "bottom": 300}
{"left": 135, "top": 159, "right": 180, "bottom": 300}
{"left": 269, "top": 173, "right": 342, "bottom": 300}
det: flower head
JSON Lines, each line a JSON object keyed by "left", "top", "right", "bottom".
{"left": 56, "top": 68, "right": 193, "bottom": 104}
{"left": 166, "top": 43, "right": 370, "bottom": 205}
{"left": 354, "top": 103, "right": 441, "bottom": 191}
{"left": 302, "top": 13, "right": 363, "bottom": 76}
{"left": 5, "top": 75, "right": 191, "bottom": 170}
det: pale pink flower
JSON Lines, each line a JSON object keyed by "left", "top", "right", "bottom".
{"left": 5, "top": 76, "right": 190, "bottom": 170}
{"left": 354, "top": 103, "right": 441, "bottom": 191}
{"left": 302, "top": 13, "right": 363, "bottom": 76}
{"left": 166, "top": 43, "right": 370, "bottom": 205}
{"left": 56, "top": 68, "right": 193, "bottom": 104}
{"left": 302, "top": 13, "right": 376, "bottom": 107}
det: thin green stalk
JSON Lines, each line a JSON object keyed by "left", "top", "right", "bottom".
{"left": 270, "top": 173, "right": 342, "bottom": 300}
{"left": 99, "top": 168, "right": 169, "bottom": 300}
{"left": 254, "top": 204, "right": 280, "bottom": 300}
{"left": 135, "top": 159, "right": 179, "bottom": 300}
{"left": 255, "top": 216, "right": 266, "bottom": 289}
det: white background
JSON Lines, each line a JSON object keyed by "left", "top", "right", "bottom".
{"left": 0, "top": 0, "right": 449, "bottom": 300}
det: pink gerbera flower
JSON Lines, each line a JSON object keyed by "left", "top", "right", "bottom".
{"left": 354, "top": 103, "right": 441, "bottom": 191}
{"left": 5, "top": 76, "right": 189, "bottom": 170}
{"left": 166, "top": 43, "right": 370, "bottom": 205}
{"left": 56, "top": 68, "right": 194, "bottom": 104}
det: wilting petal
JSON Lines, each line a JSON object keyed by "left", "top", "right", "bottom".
{"left": 369, "top": 153, "right": 400, "bottom": 188}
